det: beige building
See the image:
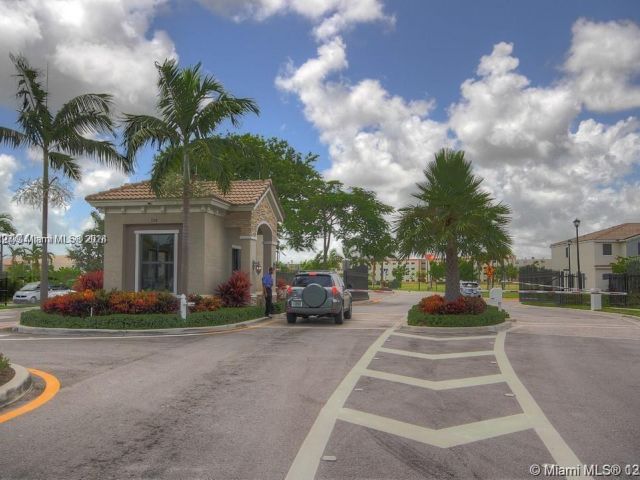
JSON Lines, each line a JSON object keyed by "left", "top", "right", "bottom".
{"left": 550, "top": 223, "right": 640, "bottom": 290}
{"left": 86, "top": 179, "right": 284, "bottom": 297}
{"left": 371, "top": 258, "right": 431, "bottom": 283}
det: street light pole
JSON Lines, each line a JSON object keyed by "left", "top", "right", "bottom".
{"left": 573, "top": 219, "right": 581, "bottom": 290}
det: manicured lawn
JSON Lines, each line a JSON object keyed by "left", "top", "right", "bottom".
{"left": 0, "top": 303, "right": 35, "bottom": 310}
{"left": 21, "top": 305, "right": 268, "bottom": 330}
{"left": 521, "top": 302, "right": 640, "bottom": 316}
{"left": 407, "top": 305, "right": 508, "bottom": 327}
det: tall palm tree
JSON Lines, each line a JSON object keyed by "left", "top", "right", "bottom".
{"left": 0, "top": 213, "right": 17, "bottom": 277}
{"left": 396, "top": 148, "right": 512, "bottom": 301}
{"left": 122, "top": 59, "right": 259, "bottom": 294}
{"left": 0, "top": 54, "right": 131, "bottom": 306}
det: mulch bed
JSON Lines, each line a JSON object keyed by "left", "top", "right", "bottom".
{"left": 0, "top": 367, "right": 15, "bottom": 387}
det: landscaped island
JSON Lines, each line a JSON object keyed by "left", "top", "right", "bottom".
{"left": 408, "top": 295, "right": 508, "bottom": 327}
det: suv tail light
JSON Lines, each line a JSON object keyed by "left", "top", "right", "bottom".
{"left": 287, "top": 286, "right": 293, "bottom": 295}
{"left": 331, "top": 286, "right": 338, "bottom": 296}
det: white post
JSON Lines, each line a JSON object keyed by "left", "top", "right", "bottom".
{"left": 489, "top": 287, "right": 503, "bottom": 310}
{"left": 590, "top": 288, "right": 602, "bottom": 311}
{"left": 180, "top": 293, "right": 187, "bottom": 319}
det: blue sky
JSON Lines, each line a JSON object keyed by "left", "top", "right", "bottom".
{"left": 0, "top": 0, "right": 639, "bottom": 260}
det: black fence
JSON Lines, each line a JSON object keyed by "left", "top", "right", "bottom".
{"left": 519, "top": 270, "right": 589, "bottom": 306}
{"left": 0, "top": 275, "right": 7, "bottom": 306}
{"left": 607, "top": 273, "right": 640, "bottom": 307}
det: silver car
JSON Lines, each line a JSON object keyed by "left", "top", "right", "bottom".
{"left": 286, "top": 271, "right": 353, "bottom": 324}
{"left": 460, "top": 281, "right": 481, "bottom": 297}
{"left": 13, "top": 282, "right": 74, "bottom": 304}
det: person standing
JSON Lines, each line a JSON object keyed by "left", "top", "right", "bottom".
{"left": 262, "top": 266, "right": 274, "bottom": 318}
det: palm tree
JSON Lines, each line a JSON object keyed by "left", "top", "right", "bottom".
{"left": 122, "top": 59, "right": 259, "bottom": 294}
{"left": 396, "top": 148, "right": 512, "bottom": 301}
{"left": 0, "top": 213, "right": 16, "bottom": 277}
{"left": 0, "top": 54, "right": 132, "bottom": 306}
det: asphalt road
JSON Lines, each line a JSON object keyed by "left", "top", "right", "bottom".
{"left": 0, "top": 293, "right": 639, "bottom": 480}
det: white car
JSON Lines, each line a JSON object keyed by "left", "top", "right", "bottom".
{"left": 460, "top": 281, "right": 481, "bottom": 297}
{"left": 12, "top": 283, "right": 74, "bottom": 304}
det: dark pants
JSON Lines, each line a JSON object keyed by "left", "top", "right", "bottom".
{"left": 265, "top": 287, "right": 273, "bottom": 316}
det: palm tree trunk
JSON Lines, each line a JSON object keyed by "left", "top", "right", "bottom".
{"left": 181, "top": 149, "right": 190, "bottom": 295}
{"left": 40, "top": 147, "right": 49, "bottom": 307}
{"left": 444, "top": 238, "right": 460, "bottom": 301}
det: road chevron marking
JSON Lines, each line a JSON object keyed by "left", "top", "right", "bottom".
{"left": 337, "top": 408, "right": 532, "bottom": 448}
{"left": 494, "top": 331, "right": 590, "bottom": 479}
{"left": 285, "top": 323, "right": 401, "bottom": 480}
{"left": 391, "top": 332, "right": 497, "bottom": 341}
{"left": 360, "top": 369, "right": 505, "bottom": 390}
{"left": 379, "top": 347, "right": 495, "bottom": 360}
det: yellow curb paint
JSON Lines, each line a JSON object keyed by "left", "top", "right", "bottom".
{"left": 0, "top": 368, "right": 60, "bottom": 424}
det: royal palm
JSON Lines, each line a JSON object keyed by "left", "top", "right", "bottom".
{"left": 396, "top": 148, "right": 512, "bottom": 300}
{"left": 0, "top": 54, "right": 131, "bottom": 306}
{"left": 122, "top": 59, "right": 259, "bottom": 294}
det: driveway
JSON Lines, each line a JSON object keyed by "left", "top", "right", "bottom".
{"left": 1, "top": 293, "right": 638, "bottom": 479}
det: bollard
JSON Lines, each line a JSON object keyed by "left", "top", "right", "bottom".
{"left": 590, "top": 288, "right": 602, "bottom": 311}
{"left": 180, "top": 294, "right": 187, "bottom": 319}
{"left": 489, "top": 287, "right": 503, "bottom": 310}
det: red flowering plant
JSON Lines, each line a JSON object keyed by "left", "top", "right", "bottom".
{"left": 72, "top": 270, "right": 104, "bottom": 291}
{"left": 417, "top": 294, "right": 487, "bottom": 315}
{"left": 187, "top": 294, "right": 222, "bottom": 312}
{"left": 216, "top": 271, "right": 251, "bottom": 307}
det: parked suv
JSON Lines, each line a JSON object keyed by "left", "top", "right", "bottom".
{"left": 286, "top": 271, "right": 353, "bottom": 324}
{"left": 459, "top": 281, "right": 481, "bottom": 297}
{"left": 13, "top": 283, "right": 74, "bottom": 304}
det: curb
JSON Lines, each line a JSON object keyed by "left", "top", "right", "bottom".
{"left": 14, "top": 314, "right": 279, "bottom": 337}
{"left": 0, "top": 364, "right": 32, "bottom": 408}
{"left": 402, "top": 320, "right": 514, "bottom": 334}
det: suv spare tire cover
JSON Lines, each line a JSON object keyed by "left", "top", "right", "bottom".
{"left": 302, "top": 283, "right": 327, "bottom": 308}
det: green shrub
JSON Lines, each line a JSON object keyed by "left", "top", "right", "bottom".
{"left": 21, "top": 305, "right": 266, "bottom": 330}
{"left": 407, "top": 305, "right": 508, "bottom": 327}
{"left": 0, "top": 353, "right": 9, "bottom": 370}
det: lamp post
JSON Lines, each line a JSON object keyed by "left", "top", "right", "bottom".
{"left": 573, "top": 219, "right": 581, "bottom": 290}
{"left": 567, "top": 240, "right": 572, "bottom": 289}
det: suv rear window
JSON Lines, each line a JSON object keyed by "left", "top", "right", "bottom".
{"left": 293, "top": 275, "right": 333, "bottom": 287}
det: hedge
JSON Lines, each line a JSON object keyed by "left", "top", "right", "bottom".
{"left": 407, "top": 304, "right": 508, "bottom": 327}
{"left": 20, "top": 305, "right": 265, "bottom": 330}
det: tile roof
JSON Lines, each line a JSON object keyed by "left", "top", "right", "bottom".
{"left": 552, "top": 223, "right": 640, "bottom": 245}
{"left": 85, "top": 179, "right": 272, "bottom": 206}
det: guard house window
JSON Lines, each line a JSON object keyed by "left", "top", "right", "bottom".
{"left": 232, "top": 247, "right": 241, "bottom": 271}
{"left": 136, "top": 232, "right": 177, "bottom": 293}
{"left": 565, "top": 246, "right": 569, "bottom": 258}
{"left": 602, "top": 243, "right": 612, "bottom": 256}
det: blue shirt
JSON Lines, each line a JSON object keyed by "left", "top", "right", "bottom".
{"left": 262, "top": 273, "right": 273, "bottom": 288}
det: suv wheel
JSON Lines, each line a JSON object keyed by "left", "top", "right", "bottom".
{"left": 334, "top": 307, "right": 344, "bottom": 325}
{"left": 286, "top": 313, "right": 297, "bottom": 324}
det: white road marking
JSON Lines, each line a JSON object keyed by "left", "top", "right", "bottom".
{"left": 361, "top": 369, "right": 505, "bottom": 390}
{"left": 338, "top": 408, "right": 532, "bottom": 448}
{"left": 494, "top": 331, "right": 589, "bottom": 479}
{"left": 379, "top": 347, "right": 495, "bottom": 360}
{"left": 284, "top": 323, "right": 400, "bottom": 480}
{"left": 392, "top": 332, "right": 496, "bottom": 341}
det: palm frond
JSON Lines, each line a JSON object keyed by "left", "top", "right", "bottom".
{"left": 149, "top": 146, "right": 183, "bottom": 194}
{"left": 0, "top": 213, "right": 16, "bottom": 234}
{"left": 195, "top": 94, "right": 259, "bottom": 135}
{"left": 121, "top": 114, "right": 175, "bottom": 160}
{"left": 53, "top": 93, "right": 115, "bottom": 135}
{"left": 0, "top": 126, "right": 26, "bottom": 148}
{"left": 48, "top": 152, "right": 81, "bottom": 181}
{"left": 187, "top": 138, "right": 233, "bottom": 193}
{"left": 55, "top": 136, "right": 131, "bottom": 173}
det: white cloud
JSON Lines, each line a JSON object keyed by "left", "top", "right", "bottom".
{"left": 565, "top": 18, "right": 640, "bottom": 112}
{"left": 276, "top": 36, "right": 450, "bottom": 207}
{"left": 197, "top": 0, "right": 393, "bottom": 40}
{"left": 74, "top": 160, "right": 130, "bottom": 200}
{"left": 274, "top": 15, "right": 640, "bottom": 259}
{"left": 0, "top": 0, "right": 177, "bottom": 113}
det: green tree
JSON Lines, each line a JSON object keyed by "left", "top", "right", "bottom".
{"left": 0, "top": 54, "right": 130, "bottom": 306}
{"left": 49, "top": 266, "right": 82, "bottom": 288}
{"left": 391, "top": 263, "right": 409, "bottom": 288}
{"left": 122, "top": 60, "right": 258, "bottom": 294}
{"left": 0, "top": 213, "right": 16, "bottom": 278}
{"left": 396, "top": 148, "right": 512, "bottom": 300}
{"left": 458, "top": 259, "right": 477, "bottom": 281}
{"left": 67, "top": 210, "right": 105, "bottom": 272}
{"left": 226, "top": 134, "right": 322, "bottom": 248}
{"left": 300, "top": 249, "right": 344, "bottom": 271}
{"left": 429, "top": 261, "right": 445, "bottom": 283}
